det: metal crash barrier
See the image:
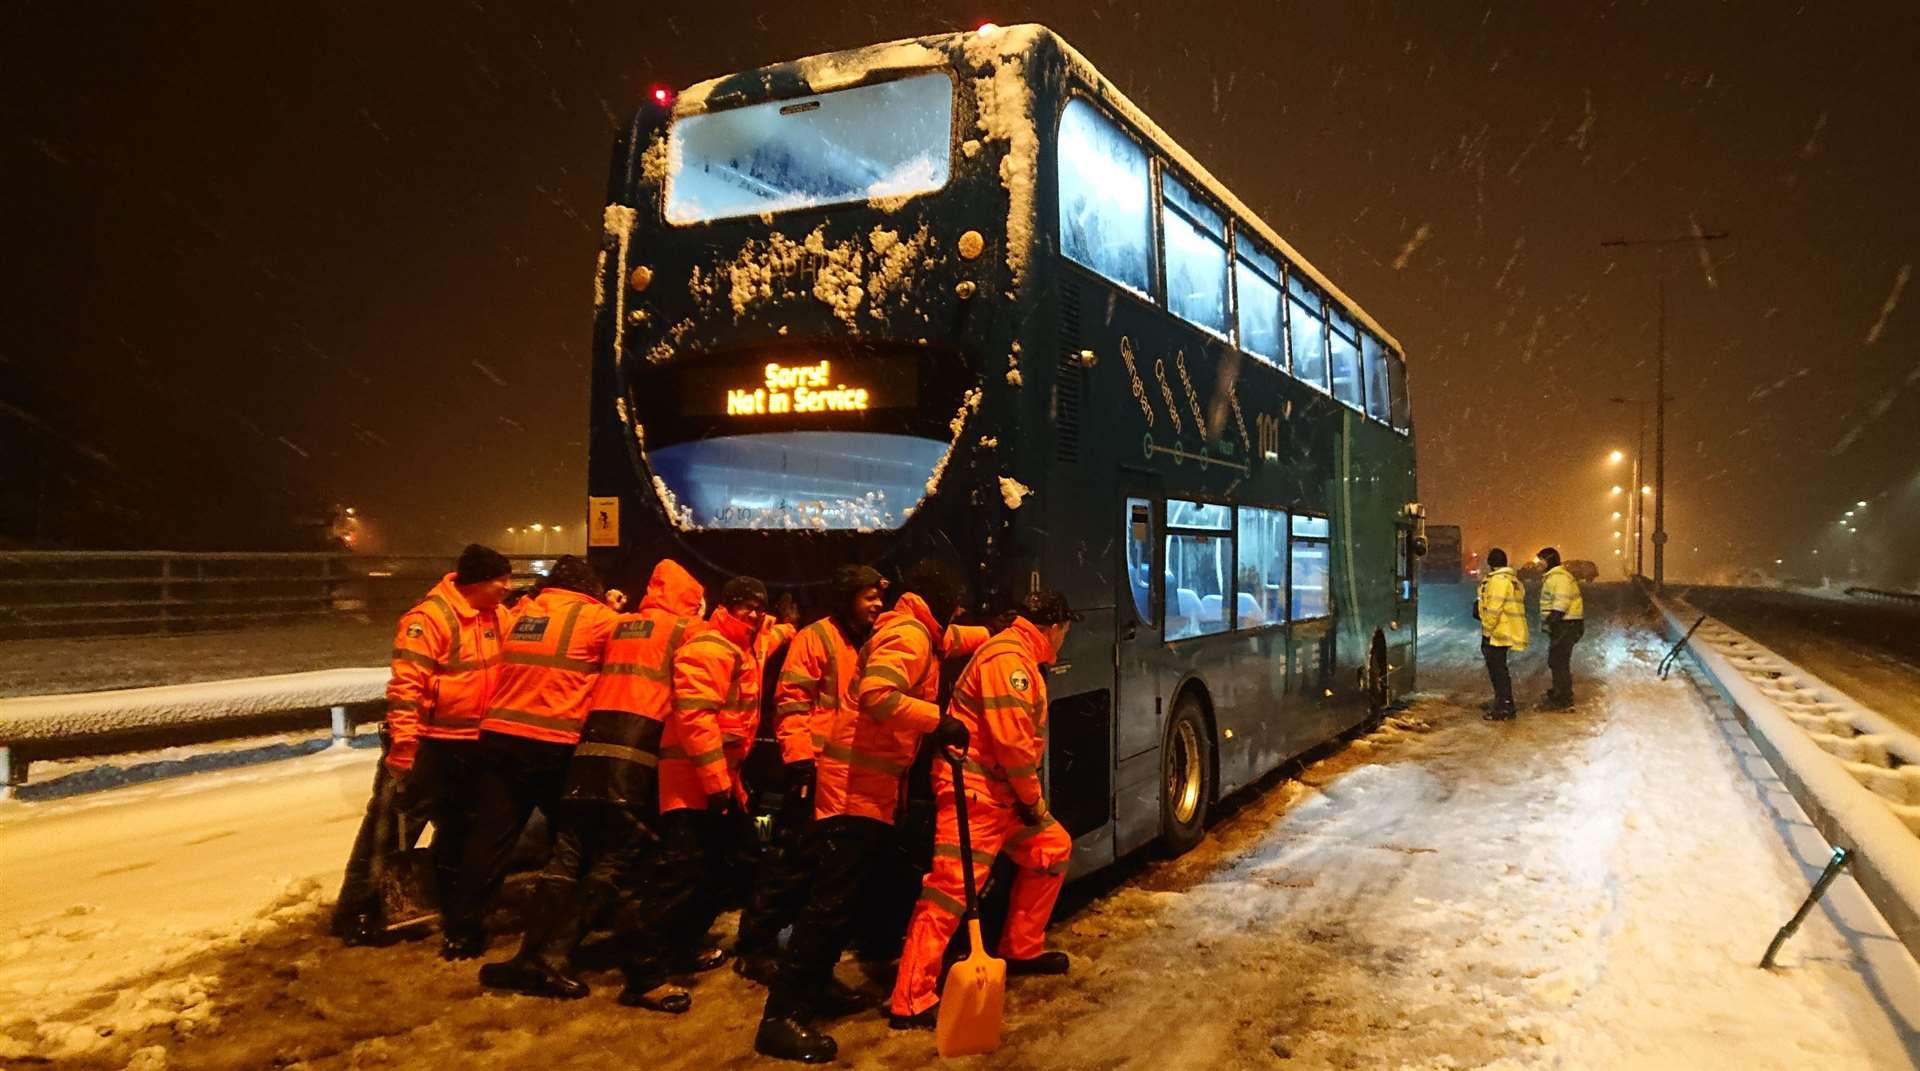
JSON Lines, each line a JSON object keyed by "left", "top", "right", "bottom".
{"left": 0, "top": 668, "right": 387, "bottom": 798}
{"left": 1651, "top": 593, "right": 1920, "bottom": 962}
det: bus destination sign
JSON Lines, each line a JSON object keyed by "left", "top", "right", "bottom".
{"left": 727, "top": 360, "right": 870, "bottom": 416}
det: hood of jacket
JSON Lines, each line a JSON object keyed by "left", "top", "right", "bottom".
{"left": 641, "top": 558, "right": 705, "bottom": 618}
{"left": 708, "top": 604, "right": 761, "bottom": 650}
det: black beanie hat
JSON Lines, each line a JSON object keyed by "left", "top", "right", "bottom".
{"left": 834, "top": 565, "right": 886, "bottom": 604}
{"left": 719, "top": 576, "right": 769, "bottom": 608}
{"left": 1488, "top": 548, "right": 1509, "bottom": 568}
{"left": 454, "top": 544, "right": 512, "bottom": 585}
{"left": 541, "top": 555, "right": 606, "bottom": 599}
{"left": 1014, "top": 588, "right": 1083, "bottom": 626}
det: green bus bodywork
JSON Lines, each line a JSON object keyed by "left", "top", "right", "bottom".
{"left": 588, "top": 25, "right": 1418, "bottom": 874}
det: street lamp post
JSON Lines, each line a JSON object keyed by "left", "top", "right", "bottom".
{"left": 1600, "top": 228, "right": 1730, "bottom": 592}
{"left": 1607, "top": 396, "right": 1648, "bottom": 579}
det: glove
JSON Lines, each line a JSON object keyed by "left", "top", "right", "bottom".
{"left": 1014, "top": 798, "right": 1049, "bottom": 828}
{"left": 933, "top": 714, "right": 969, "bottom": 752}
{"left": 785, "top": 759, "right": 816, "bottom": 799}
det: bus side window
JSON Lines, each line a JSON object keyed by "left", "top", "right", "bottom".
{"left": 1125, "top": 497, "right": 1156, "bottom": 628}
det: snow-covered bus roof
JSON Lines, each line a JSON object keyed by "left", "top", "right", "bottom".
{"left": 672, "top": 23, "right": 1405, "bottom": 358}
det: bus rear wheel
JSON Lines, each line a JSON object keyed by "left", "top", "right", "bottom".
{"left": 1158, "top": 695, "right": 1212, "bottom": 857}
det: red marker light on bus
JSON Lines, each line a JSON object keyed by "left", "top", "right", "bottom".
{"left": 651, "top": 86, "right": 673, "bottom": 106}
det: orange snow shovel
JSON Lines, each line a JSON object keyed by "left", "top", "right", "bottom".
{"left": 936, "top": 749, "right": 1005, "bottom": 1057}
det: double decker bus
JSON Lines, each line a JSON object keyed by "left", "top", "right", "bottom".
{"left": 585, "top": 24, "right": 1420, "bottom": 871}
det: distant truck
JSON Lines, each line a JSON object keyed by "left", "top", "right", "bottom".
{"left": 1422, "top": 524, "right": 1464, "bottom": 583}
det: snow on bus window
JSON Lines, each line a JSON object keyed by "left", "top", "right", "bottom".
{"left": 647, "top": 432, "right": 949, "bottom": 529}
{"left": 1290, "top": 514, "right": 1332, "bottom": 619}
{"left": 1058, "top": 98, "right": 1153, "bottom": 297}
{"left": 1167, "top": 498, "right": 1230, "bottom": 530}
{"left": 1236, "top": 506, "right": 1289, "bottom": 628}
{"left": 1161, "top": 176, "right": 1229, "bottom": 337}
{"left": 1236, "top": 242, "right": 1283, "bottom": 369}
{"left": 1165, "top": 530, "right": 1231, "bottom": 640}
{"left": 1286, "top": 273, "right": 1329, "bottom": 392}
{"left": 1328, "top": 308, "right": 1364, "bottom": 410}
{"left": 666, "top": 73, "right": 954, "bottom": 224}
{"left": 1362, "top": 331, "right": 1392, "bottom": 424}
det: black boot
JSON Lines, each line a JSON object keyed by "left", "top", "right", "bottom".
{"left": 735, "top": 950, "right": 780, "bottom": 986}
{"left": 477, "top": 879, "right": 590, "bottom": 999}
{"left": 1005, "top": 950, "right": 1070, "bottom": 976}
{"left": 756, "top": 990, "right": 839, "bottom": 1063}
{"left": 754, "top": 1015, "right": 838, "bottom": 1063}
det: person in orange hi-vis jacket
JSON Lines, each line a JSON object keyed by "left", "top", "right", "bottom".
{"left": 333, "top": 544, "right": 513, "bottom": 946}
{"left": 441, "top": 555, "right": 626, "bottom": 960}
{"left": 754, "top": 559, "right": 988, "bottom": 1063}
{"left": 884, "top": 588, "right": 1081, "bottom": 1033}
{"left": 620, "top": 575, "right": 769, "bottom": 1014}
{"left": 735, "top": 565, "right": 888, "bottom": 984}
{"left": 477, "top": 558, "right": 703, "bottom": 1001}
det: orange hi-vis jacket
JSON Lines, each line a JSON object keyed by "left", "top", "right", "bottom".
{"left": 772, "top": 617, "right": 862, "bottom": 765}
{"left": 480, "top": 587, "right": 621, "bottom": 746}
{"left": 659, "top": 606, "right": 763, "bottom": 813}
{"left": 585, "top": 560, "right": 704, "bottom": 725}
{"left": 940, "top": 616, "right": 1056, "bottom": 814}
{"left": 814, "top": 593, "right": 989, "bottom": 824}
{"left": 384, "top": 574, "right": 511, "bottom": 771}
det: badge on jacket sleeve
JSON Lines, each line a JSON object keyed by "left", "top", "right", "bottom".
{"left": 1009, "top": 669, "right": 1030, "bottom": 692}
{"left": 406, "top": 623, "right": 425, "bottom": 639}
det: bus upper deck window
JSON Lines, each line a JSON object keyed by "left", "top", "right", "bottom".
{"left": 1388, "top": 353, "right": 1411, "bottom": 431}
{"left": 1362, "top": 332, "right": 1391, "bottom": 424}
{"left": 1287, "top": 273, "right": 1329, "bottom": 393}
{"left": 1328, "top": 309, "right": 1363, "bottom": 411}
{"left": 1236, "top": 242, "right": 1284, "bottom": 369}
{"left": 1161, "top": 176, "right": 1229, "bottom": 337}
{"left": 666, "top": 72, "right": 954, "bottom": 224}
{"left": 1058, "top": 98, "right": 1153, "bottom": 298}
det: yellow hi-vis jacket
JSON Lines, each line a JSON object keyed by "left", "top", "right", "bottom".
{"left": 1477, "top": 567, "right": 1529, "bottom": 650}
{"left": 1540, "top": 565, "right": 1585, "bottom": 622}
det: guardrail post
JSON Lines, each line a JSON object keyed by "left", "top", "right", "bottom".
{"left": 0, "top": 746, "right": 22, "bottom": 799}
{"left": 330, "top": 705, "right": 352, "bottom": 746}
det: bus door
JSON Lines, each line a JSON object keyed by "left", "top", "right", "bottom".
{"left": 1114, "top": 486, "right": 1167, "bottom": 855}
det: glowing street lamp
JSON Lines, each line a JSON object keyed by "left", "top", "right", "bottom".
{"left": 1611, "top": 486, "right": 1624, "bottom": 496}
{"left": 1611, "top": 511, "right": 1622, "bottom": 520}
{"left": 1640, "top": 485, "right": 1652, "bottom": 495}
{"left": 1608, "top": 449, "right": 1626, "bottom": 464}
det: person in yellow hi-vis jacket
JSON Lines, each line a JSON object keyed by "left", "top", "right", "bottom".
{"left": 1536, "top": 547, "right": 1586, "bottom": 709}
{"left": 1474, "top": 548, "right": 1529, "bottom": 721}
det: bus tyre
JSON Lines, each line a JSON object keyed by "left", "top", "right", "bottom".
{"left": 1158, "top": 696, "right": 1212, "bottom": 857}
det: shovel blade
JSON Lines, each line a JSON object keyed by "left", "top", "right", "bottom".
{"left": 936, "top": 935, "right": 1005, "bottom": 1057}
{"left": 376, "top": 848, "right": 439, "bottom": 931}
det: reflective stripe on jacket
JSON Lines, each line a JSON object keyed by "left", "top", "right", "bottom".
{"left": 384, "top": 573, "right": 510, "bottom": 768}
{"left": 1477, "top": 567, "right": 1530, "bottom": 650}
{"left": 814, "top": 593, "right": 989, "bottom": 825}
{"left": 1540, "top": 566, "right": 1585, "bottom": 622}
{"left": 773, "top": 618, "right": 860, "bottom": 765}
{"left": 942, "top": 617, "right": 1054, "bottom": 812}
{"left": 658, "top": 606, "right": 763, "bottom": 813}
{"left": 566, "top": 559, "right": 704, "bottom": 808}
{"left": 480, "top": 587, "right": 621, "bottom": 745}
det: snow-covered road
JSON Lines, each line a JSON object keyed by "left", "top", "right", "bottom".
{"left": 1679, "top": 585, "right": 1920, "bottom": 737}
{"left": 5, "top": 585, "right": 1918, "bottom": 1068}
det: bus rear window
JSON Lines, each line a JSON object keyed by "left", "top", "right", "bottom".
{"left": 666, "top": 72, "right": 954, "bottom": 224}
{"left": 648, "top": 432, "right": 949, "bottom": 529}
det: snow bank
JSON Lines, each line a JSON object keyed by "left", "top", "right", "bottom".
{"left": 1654, "top": 594, "right": 1920, "bottom": 962}
{"left": 0, "top": 668, "right": 386, "bottom": 745}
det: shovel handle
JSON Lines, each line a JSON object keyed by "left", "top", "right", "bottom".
{"left": 946, "top": 748, "right": 979, "bottom": 919}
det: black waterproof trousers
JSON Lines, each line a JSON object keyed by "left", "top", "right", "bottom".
{"left": 764, "top": 815, "right": 891, "bottom": 1016}
{"left": 734, "top": 792, "right": 817, "bottom": 958}
{"left": 333, "top": 731, "right": 432, "bottom": 928}
{"left": 445, "top": 731, "right": 573, "bottom": 943}
{"left": 623, "top": 809, "right": 731, "bottom": 987}
{"left": 1482, "top": 640, "right": 1515, "bottom": 715}
{"left": 1547, "top": 619, "right": 1586, "bottom": 701}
